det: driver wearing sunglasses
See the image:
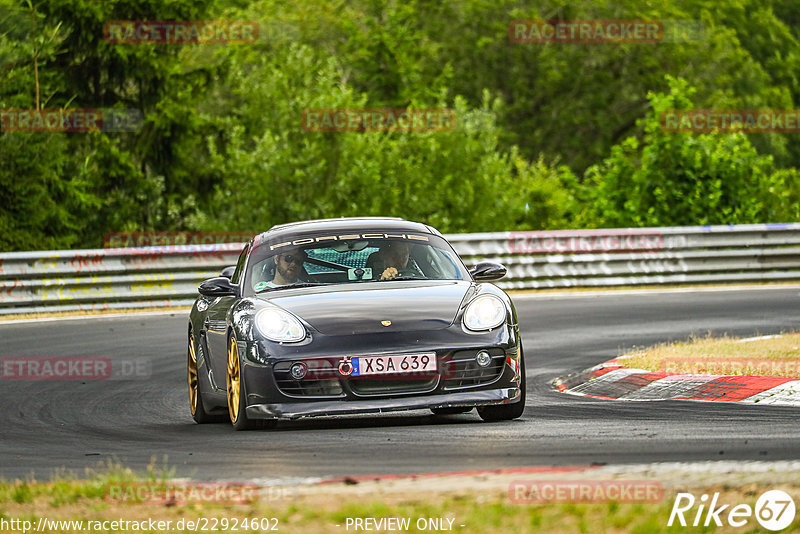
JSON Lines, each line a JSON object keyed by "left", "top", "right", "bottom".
{"left": 265, "top": 249, "right": 308, "bottom": 288}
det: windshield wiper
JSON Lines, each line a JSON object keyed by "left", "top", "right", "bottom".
{"left": 256, "top": 282, "right": 326, "bottom": 293}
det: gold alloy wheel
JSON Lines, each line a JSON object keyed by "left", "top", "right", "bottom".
{"left": 227, "top": 337, "right": 241, "bottom": 423}
{"left": 188, "top": 334, "right": 199, "bottom": 415}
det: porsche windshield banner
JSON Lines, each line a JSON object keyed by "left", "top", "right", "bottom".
{"left": 268, "top": 233, "right": 430, "bottom": 251}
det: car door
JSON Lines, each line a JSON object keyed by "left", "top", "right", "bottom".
{"left": 204, "top": 245, "right": 248, "bottom": 392}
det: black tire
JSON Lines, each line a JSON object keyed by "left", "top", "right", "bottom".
{"left": 477, "top": 349, "right": 526, "bottom": 422}
{"left": 431, "top": 407, "right": 473, "bottom": 415}
{"left": 227, "top": 335, "right": 277, "bottom": 431}
{"left": 188, "top": 332, "right": 226, "bottom": 424}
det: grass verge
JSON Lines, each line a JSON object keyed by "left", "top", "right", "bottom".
{"left": 622, "top": 332, "right": 800, "bottom": 378}
{"left": 3, "top": 469, "right": 800, "bottom": 533}
{"left": 4, "top": 458, "right": 800, "bottom": 533}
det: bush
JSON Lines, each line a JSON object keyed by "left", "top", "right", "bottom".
{"left": 201, "top": 44, "right": 572, "bottom": 234}
{"left": 578, "top": 76, "right": 800, "bottom": 228}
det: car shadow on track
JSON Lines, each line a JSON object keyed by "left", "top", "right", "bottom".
{"left": 182, "top": 410, "right": 528, "bottom": 433}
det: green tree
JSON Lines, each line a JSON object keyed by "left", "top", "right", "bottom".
{"left": 23, "top": 0, "right": 223, "bottom": 245}
{"left": 200, "top": 43, "right": 572, "bottom": 233}
{"left": 0, "top": 0, "right": 95, "bottom": 250}
{"left": 577, "top": 76, "right": 800, "bottom": 227}
{"left": 256, "top": 0, "right": 800, "bottom": 173}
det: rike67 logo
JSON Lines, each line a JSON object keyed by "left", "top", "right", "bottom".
{"left": 669, "top": 490, "right": 796, "bottom": 531}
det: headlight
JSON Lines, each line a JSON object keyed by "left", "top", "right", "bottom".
{"left": 463, "top": 295, "right": 506, "bottom": 331}
{"left": 255, "top": 306, "right": 306, "bottom": 342}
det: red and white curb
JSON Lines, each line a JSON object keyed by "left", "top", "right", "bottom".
{"left": 554, "top": 358, "right": 800, "bottom": 406}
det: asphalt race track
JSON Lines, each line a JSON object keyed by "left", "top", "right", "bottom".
{"left": 2, "top": 286, "right": 800, "bottom": 482}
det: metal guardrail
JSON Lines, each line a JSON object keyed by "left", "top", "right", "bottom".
{"left": 1, "top": 223, "right": 799, "bottom": 315}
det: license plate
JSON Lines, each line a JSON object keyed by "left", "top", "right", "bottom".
{"left": 351, "top": 353, "right": 436, "bottom": 376}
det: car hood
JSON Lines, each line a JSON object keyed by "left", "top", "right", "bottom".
{"left": 258, "top": 280, "right": 473, "bottom": 335}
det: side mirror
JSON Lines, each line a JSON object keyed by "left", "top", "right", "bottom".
{"left": 470, "top": 262, "right": 507, "bottom": 281}
{"left": 220, "top": 265, "right": 236, "bottom": 279}
{"left": 198, "top": 276, "right": 237, "bottom": 297}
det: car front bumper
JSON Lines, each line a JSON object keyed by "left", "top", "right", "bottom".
{"left": 237, "top": 321, "right": 523, "bottom": 419}
{"left": 245, "top": 386, "right": 522, "bottom": 420}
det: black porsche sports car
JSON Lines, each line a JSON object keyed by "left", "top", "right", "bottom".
{"left": 187, "top": 217, "right": 525, "bottom": 430}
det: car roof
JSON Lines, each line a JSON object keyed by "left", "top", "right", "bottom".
{"left": 252, "top": 217, "right": 441, "bottom": 247}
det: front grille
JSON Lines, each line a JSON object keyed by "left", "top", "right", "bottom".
{"left": 442, "top": 349, "right": 505, "bottom": 389}
{"left": 273, "top": 356, "right": 441, "bottom": 397}
{"left": 274, "top": 377, "right": 344, "bottom": 397}
{"left": 349, "top": 375, "right": 438, "bottom": 396}
{"left": 273, "top": 359, "right": 344, "bottom": 397}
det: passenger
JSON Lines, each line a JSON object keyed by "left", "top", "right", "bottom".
{"left": 370, "top": 241, "right": 424, "bottom": 280}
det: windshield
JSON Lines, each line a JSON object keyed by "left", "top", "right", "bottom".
{"left": 243, "top": 234, "right": 469, "bottom": 295}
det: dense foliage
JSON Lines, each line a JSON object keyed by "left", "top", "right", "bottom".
{"left": 1, "top": 0, "right": 799, "bottom": 250}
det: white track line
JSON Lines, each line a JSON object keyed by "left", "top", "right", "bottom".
{"left": 0, "top": 309, "right": 190, "bottom": 326}
{"left": 512, "top": 283, "right": 800, "bottom": 299}
{"left": 4, "top": 284, "right": 800, "bottom": 324}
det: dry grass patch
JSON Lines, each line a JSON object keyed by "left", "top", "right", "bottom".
{"left": 622, "top": 332, "right": 800, "bottom": 378}
{"left": 4, "top": 461, "right": 800, "bottom": 533}
{"left": 3, "top": 477, "right": 800, "bottom": 533}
